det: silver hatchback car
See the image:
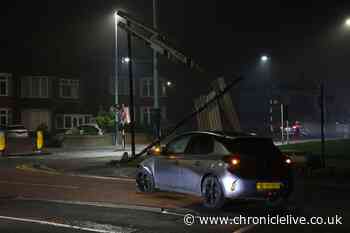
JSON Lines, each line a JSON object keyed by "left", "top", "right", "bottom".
{"left": 136, "top": 131, "right": 294, "bottom": 208}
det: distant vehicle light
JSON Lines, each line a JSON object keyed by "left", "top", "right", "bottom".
{"left": 285, "top": 156, "right": 292, "bottom": 164}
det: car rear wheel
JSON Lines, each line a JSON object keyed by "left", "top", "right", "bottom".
{"left": 201, "top": 175, "right": 225, "bottom": 209}
{"left": 136, "top": 168, "right": 155, "bottom": 193}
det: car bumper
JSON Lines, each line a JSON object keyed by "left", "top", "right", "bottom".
{"left": 220, "top": 172, "right": 292, "bottom": 200}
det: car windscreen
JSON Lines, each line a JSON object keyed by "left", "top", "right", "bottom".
{"left": 217, "top": 137, "right": 281, "bottom": 157}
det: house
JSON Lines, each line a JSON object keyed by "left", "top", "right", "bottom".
{"left": 105, "top": 59, "right": 172, "bottom": 131}
{"left": 0, "top": 73, "right": 15, "bottom": 127}
{"left": 0, "top": 73, "right": 93, "bottom": 132}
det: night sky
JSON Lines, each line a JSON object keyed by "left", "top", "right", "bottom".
{"left": 1, "top": 1, "right": 350, "bottom": 94}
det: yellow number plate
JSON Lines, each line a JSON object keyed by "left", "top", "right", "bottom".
{"left": 256, "top": 182, "right": 281, "bottom": 190}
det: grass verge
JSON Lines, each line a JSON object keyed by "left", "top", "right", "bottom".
{"left": 279, "top": 139, "right": 350, "bottom": 160}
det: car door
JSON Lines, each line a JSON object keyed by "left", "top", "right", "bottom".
{"left": 179, "top": 134, "right": 215, "bottom": 193}
{"left": 154, "top": 134, "right": 192, "bottom": 191}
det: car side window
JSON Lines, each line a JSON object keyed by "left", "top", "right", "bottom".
{"left": 185, "top": 135, "right": 214, "bottom": 155}
{"left": 79, "top": 126, "right": 98, "bottom": 135}
{"left": 212, "top": 139, "right": 231, "bottom": 155}
{"left": 166, "top": 135, "right": 191, "bottom": 154}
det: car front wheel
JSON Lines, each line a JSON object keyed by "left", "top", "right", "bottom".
{"left": 136, "top": 168, "right": 155, "bottom": 193}
{"left": 201, "top": 175, "right": 226, "bottom": 209}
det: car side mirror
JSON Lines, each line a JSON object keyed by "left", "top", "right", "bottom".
{"left": 149, "top": 145, "right": 167, "bottom": 156}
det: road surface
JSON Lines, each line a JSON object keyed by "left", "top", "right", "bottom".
{"left": 0, "top": 154, "right": 349, "bottom": 232}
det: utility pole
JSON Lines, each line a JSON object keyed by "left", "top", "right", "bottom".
{"left": 285, "top": 104, "right": 290, "bottom": 144}
{"left": 320, "top": 82, "right": 326, "bottom": 168}
{"left": 281, "top": 103, "right": 284, "bottom": 144}
{"left": 152, "top": 0, "right": 161, "bottom": 139}
{"left": 127, "top": 21, "right": 136, "bottom": 158}
{"left": 269, "top": 99, "right": 274, "bottom": 135}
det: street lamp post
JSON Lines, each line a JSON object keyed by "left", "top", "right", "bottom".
{"left": 114, "top": 12, "right": 120, "bottom": 147}
{"left": 152, "top": 0, "right": 161, "bottom": 139}
{"left": 260, "top": 55, "right": 274, "bottom": 135}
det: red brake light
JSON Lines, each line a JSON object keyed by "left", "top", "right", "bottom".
{"left": 231, "top": 156, "right": 240, "bottom": 166}
{"left": 224, "top": 153, "right": 240, "bottom": 169}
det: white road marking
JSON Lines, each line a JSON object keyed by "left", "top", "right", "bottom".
{"left": 233, "top": 224, "right": 257, "bottom": 233}
{"left": 16, "top": 197, "right": 199, "bottom": 216}
{"left": 70, "top": 174, "right": 135, "bottom": 182}
{"left": 0, "top": 181, "right": 79, "bottom": 189}
{"left": 16, "top": 163, "right": 135, "bottom": 182}
{"left": 0, "top": 215, "right": 116, "bottom": 233}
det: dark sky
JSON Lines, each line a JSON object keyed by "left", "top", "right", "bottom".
{"left": 1, "top": 1, "right": 350, "bottom": 87}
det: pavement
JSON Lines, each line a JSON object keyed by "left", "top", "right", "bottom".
{"left": 41, "top": 144, "right": 149, "bottom": 159}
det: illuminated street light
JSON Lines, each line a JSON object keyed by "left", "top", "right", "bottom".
{"left": 261, "top": 55, "right": 269, "bottom": 62}
{"left": 166, "top": 81, "right": 172, "bottom": 87}
{"left": 345, "top": 18, "right": 350, "bottom": 27}
{"left": 121, "top": 57, "right": 130, "bottom": 64}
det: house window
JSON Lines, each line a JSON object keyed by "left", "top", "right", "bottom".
{"left": 21, "top": 76, "right": 49, "bottom": 98}
{"left": 59, "top": 79, "right": 79, "bottom": 99}
{"left": 84, "top": 116, "right": 91, "bottom": 124}
{"left": 140, "top": 107, "right": 151, "bottom": 125}
{"left": 0, "top": 76, "right": 8, "bottom": 96}
{"left": 140, "top": 78, "right": 154, "bottom": 97}
{"left": 118, "top": 78, "right": 136, "bottom": 96}
{"left": 140, "top": 78, "right": 168, "bottom": 98}
{"left": 64, "top": 116, "right": 72, "bottom": 128}
{"left": 56, "top": 114, "right": 93, "bottom": 129}
{"left": 0, "top": 109, "right": 11, "bottom": 127}
{"left": 139, "top": 107, "right": 166, "bottom": 125}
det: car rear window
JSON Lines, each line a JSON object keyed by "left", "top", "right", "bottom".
{"left": 218, "top": 137, "right": 281, "bottom": 157}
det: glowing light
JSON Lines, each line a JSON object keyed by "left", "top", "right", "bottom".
{"left": 166, "top": 81, "right": 172, "bottom": 87}
{"left": 285, "top": 158, "right": 292, "bottom": 164}
{"left": 261, "top": 55, "right": 269, "bottom": 62}
{"left": 346, "top": 18, "right": 350, "bottom": 27}
{"left": 154, "top": 146, "right": 160, "bottom": 153}
{"left": 231, "top": 158, "right": 240, "bottom": 166}
{"left": 121, "top": 57, "right": 130, "bottom": 64}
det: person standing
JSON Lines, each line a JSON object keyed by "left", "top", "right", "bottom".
{"left": 119, "top": 104, "right": 128, "bottom": 149}
{"left": 110, "top": 104, "right": 120, "bottom": 147}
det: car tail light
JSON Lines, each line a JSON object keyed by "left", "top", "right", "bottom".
{"left": 224, "top": 153, "right": 241, "bottom": 171}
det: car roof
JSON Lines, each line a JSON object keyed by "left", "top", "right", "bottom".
{"left": 79, "top": 123, "right": 99, "bottom": 127}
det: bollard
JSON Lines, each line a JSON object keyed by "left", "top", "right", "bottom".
{"left": 36, "top": 130, "right": 44, "bottom": 151}
{"left": 0, "top": 130, "right": 5, "bottom": 155}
